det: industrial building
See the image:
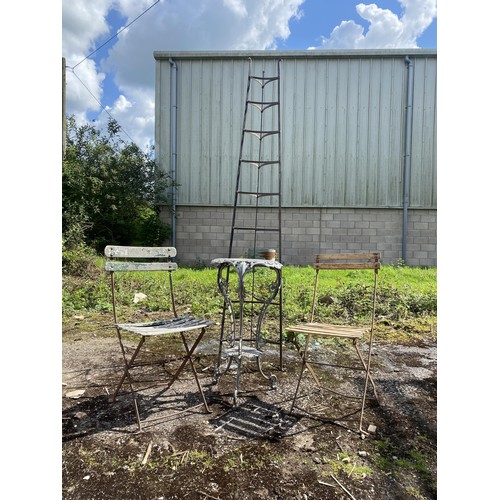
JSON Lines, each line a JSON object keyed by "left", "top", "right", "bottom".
{"left": 154, "top": 49, "right": 437, "bottom": 267}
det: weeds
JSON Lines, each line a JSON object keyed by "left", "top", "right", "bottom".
{"left": 63, "top": 257, "right": 436, "bottom": 341}
{"left": 322, "top": 452, "right": 373, "bottom": 479}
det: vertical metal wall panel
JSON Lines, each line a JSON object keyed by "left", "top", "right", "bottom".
{"left": 154, "top": 59, "right": 171, "bottom": 190}
{"left": 154, "top": 50, "right": 436, "bottom": 209}
{"left": 175, "top": 59, "right": 244, "bottom": 206}
{"left": 366, "top": 58, "right": 382, "bottom": 206}
{"left": 409, "top": 57, "right": 437, "bottom": 207}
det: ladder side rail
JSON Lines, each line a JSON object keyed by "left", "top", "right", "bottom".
{"left": 228, "top": 59, "right": 253, "bottom": 258}
{"left": 277, "top": 59, "right": 283, "bottom": 369}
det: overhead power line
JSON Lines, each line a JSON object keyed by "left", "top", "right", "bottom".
{"left": 68, "top": 69, "right": 136, "bottom": 145}
{"left": 65, "top": 0, "right": 162, "bottom": 152}
{"left": 70, "top": 0, "right": 161, "bottom": 71}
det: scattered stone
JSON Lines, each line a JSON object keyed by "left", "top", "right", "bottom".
{"left": 133, "top": 292, "right": 148, "bottom": 303}
{"left": 208, "top": 482, "right": 219, "bottom": 492}
{"left": 83, "top": 475, "right": 90, "bottom": 481}
{"left": 358, "top": 451, "right": 368, "bottom": 457}
{"left": 368, "top": 424, "right": 377, "bottom": 434}
{"left": 66, "top": 389, "right": 85, "bottom": 399}
{"left": 318, "top": 295, "right": 334, "bottom": 304}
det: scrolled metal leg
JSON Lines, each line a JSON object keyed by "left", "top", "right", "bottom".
{"left": 256, "top": 355, "right": 277, "bottom": 389}
{"left": 234, "top": 355, "right": 242, "bottom": 406}
{"left": 213, "top": 353, "right": 233, "bottom": 384}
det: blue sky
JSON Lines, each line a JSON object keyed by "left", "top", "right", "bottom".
{"left": 276, "top": 0, "right": 436, "bottom": 50}
{"left": 62, "top": 0, "right": 437, "bottom": 151}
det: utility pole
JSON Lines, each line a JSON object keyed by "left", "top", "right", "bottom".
{"left": 62, "top": 57, "right": 66, "bottom": 158}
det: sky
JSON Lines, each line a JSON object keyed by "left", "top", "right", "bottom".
{"left": 62, "top": 0, "right": 437, "bottom": 152}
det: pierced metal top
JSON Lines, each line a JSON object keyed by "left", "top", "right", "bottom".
{"left": 211, "top": 257, "right": 282, "bottom": 270}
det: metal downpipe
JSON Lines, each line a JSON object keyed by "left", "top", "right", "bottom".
{"left": 169, "top": 58, "right": 178, "bottom": 250}
{"left": 402, "top": 55, "right": 414, "bottom": 263}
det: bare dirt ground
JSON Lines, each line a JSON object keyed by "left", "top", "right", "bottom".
{"left": 62, "top": 317, "right": 436, "bottom": 499}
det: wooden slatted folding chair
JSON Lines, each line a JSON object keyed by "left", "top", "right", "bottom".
{"left": 105, "top": 245, "right": 215, "bottom": 431}
{"left": 287, "top": 252, "right": 381, "bottom": 434}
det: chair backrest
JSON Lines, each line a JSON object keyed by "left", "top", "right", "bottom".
{"left": 104, "top": 246, "right": 179, "bottom": 321}
{"left": 310, "top": 253, "right": 381, "bottom": 323}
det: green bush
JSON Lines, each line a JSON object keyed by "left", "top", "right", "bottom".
{"left": 62, "top": 241, "right": 100, "bottom": 277}
{"left": 63, "top": 116, "right": 172, "bottom": 251}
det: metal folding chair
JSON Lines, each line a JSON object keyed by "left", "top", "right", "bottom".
{"left": 105, "top": 245, "right": 215, "bottom": 430}
{"left": 287, "top": 252, "right": 381, "bottom": 434}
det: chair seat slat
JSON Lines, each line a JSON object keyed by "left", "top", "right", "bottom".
{"left": 287, "top": 322, "right": 368, "bottom": 339}
{"left": 117, "top": 316, "right": 215, "bottom": 336}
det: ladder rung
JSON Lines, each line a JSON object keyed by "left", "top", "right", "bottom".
{"left": 248, "top": 101, "right": 279, "bottom": 111}
{"left": 237, "top": 191, "right": 279, "bottom": 198}
{"left": 249, "top": 76, "right": 279, "bottom": 87}
{"left": 240, "top": 160, "right": 279, "bottom": 168}
{"left": 244, "top": 130, "right": 279, "bottom": 139}
{"left": 233, "top": 227, "right": 280, "bottom": 232}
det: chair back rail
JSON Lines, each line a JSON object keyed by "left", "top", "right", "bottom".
{"left": 105, "top": 246, "right": 176, "bottom": 258}
{"left": 105, "top": 262, "right": 177, "bottom": 272}
{"left": 310, "top": 253, "right": 380, "bottom": 322}
{"left": 314, "top": 252, "right": 381, "bottom": 270}
{"left": 105, "top": 245, "right": 179, "bottom": 319}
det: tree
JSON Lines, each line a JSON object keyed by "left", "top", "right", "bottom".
{"left": 63, "top": 116, "right": 172, "bottom": 251}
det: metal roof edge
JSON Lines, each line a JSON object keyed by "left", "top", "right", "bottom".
{"left": 154, "top": 49, "right": 437, "bottom": 60}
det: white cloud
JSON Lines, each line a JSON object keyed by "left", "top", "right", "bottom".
{"left": 97, "top": 89, "right": 155, "bottom": 150}
{"left": 63, "top": 0, "right": 304, "bottom": 150}
{"left": 223, "top": 0, "right": 248, "bottom": 18}
{"left": 314, "top": 0, "right": 437, "bottom": 50}
{"left": 62, "top": 0, "right": 436, "bottom": 150}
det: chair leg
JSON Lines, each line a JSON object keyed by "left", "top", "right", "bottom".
{"left": 112, "top": 336, "right": 145, "bottom": 402}
{"left": 290, "top": 334, "right": 313, "bottom": 413}
{"left": 353, "top": 342, "right": 379, "bottom": 402}
{"left": 353, "top": 340, "right": 377, "bottom": 434}
{"left": 112, "top": 336, "right": 146, "bottom": 431}
{"left": 234, "top": 355, "right": 242, "bottom": 406}
{"left": 293, "top": 335, "right": 323, "bottom": 386}
{"left": 290, "top": 335, "right": 380, "bottom": 434}
{"left": 157, "top": 329, "right": 211, "bottom": 413}
{"left": 180, "top": 331, "right": 211, "bottom": 413}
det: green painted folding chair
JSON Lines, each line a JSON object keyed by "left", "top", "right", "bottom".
{"left": 105, "top": 246, "right": 215, "bottom": 430}
{"left": 287, "top": 252, "right": 381, "bottom": 434}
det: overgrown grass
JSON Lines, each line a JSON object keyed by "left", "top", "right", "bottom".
{"left": 62, "top": 256, "right": 437, "bottom": 343}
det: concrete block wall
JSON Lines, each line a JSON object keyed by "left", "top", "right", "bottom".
{"left": 161, "top": 206, "right": 437, "bottom": 267}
